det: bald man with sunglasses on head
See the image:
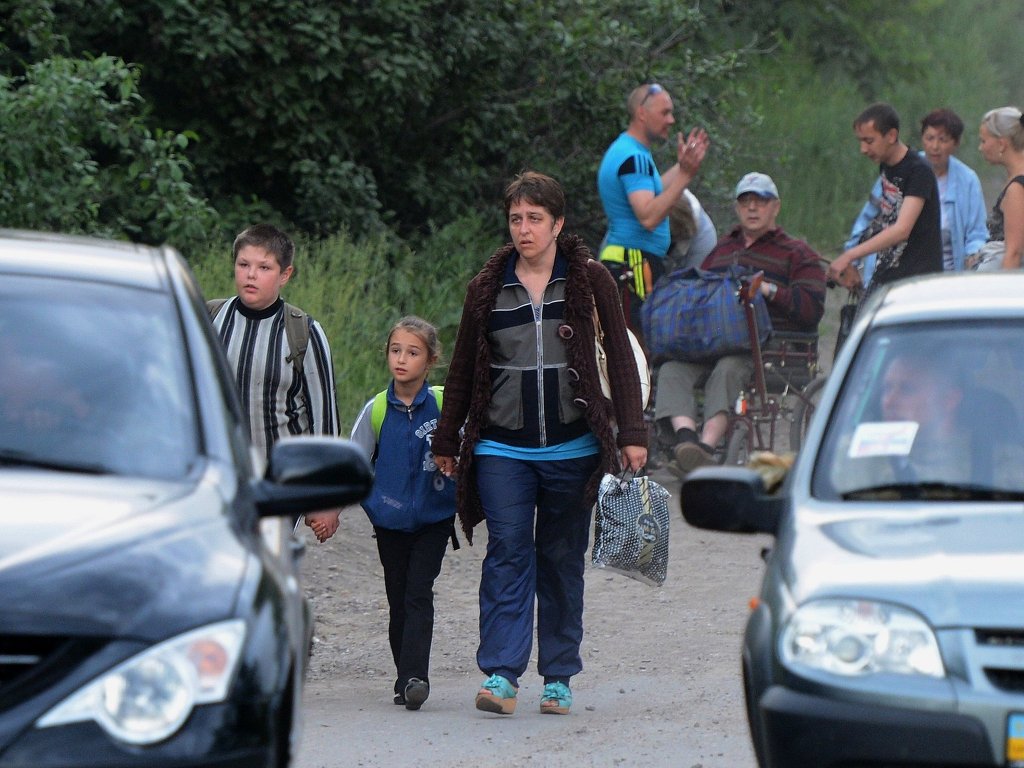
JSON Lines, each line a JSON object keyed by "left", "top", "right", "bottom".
{"left": 597, "top": 83, "right": 710, "bottom": 341}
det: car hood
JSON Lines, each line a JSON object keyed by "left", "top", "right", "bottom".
{"left": 0, "top": 468, "right": 250, "bottom": 640}
{"left": 786, "top": 505, "right": 1024, "bottom": 629}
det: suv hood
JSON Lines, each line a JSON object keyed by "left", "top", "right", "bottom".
{"left": 788, "top": 505, "right": 1024, "bottom": 629}
{"left": 0, "top": 470, "right": 249, "bottom": 640}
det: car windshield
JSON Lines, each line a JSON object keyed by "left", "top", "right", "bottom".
{"left": 0, "top": 276, "right": 198, "bottom": 479}
{"left": 812, "top": 320, "right": 1024, "bottom": 501}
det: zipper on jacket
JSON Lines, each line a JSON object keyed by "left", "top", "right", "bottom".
{"left": 532, "top": 299, "right": 547, "bottom": 446}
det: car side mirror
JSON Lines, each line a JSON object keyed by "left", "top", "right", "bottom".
{"left": 253, "top": 437, "right": 373, "bottom": 517}
{"left": 680, "top": 466, "right": 784, "bottom": 535}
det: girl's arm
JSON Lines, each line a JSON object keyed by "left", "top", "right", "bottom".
{"left": 1000, "top": 182, "right": 1024, "bottom": 269}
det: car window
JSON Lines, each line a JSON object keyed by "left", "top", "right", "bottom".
{"left": 0, "top": 276, "right": 198, "bottom": 479}
{"left": 812, "top": 321, "right": 1024, "bottom": 500}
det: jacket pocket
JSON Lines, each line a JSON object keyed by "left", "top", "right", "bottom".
{"left": 487, "top": 368, "right": 524, "bottom": 430}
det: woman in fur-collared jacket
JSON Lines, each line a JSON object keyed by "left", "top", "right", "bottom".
{"left": 433, "top": 171, "right": 646, "bottom": 719}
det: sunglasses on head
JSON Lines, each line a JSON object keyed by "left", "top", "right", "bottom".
{"left": 640, "top": 83, "right": 664, "bottom": 104}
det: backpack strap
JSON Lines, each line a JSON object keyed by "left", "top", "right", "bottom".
{"left": 208, "top": 298, "right": 310, "bottom": 378}
{"left": 206, "top": 297, "right": 229, "bottom": 320}
{"left": 370, "top": 385, "right": 444, "bottom": 439}
{"left": 370, "top": 390, "right": 389, "bottom": 439}
{"left": 282, "top": 302, "right": 312, "bottom": 376}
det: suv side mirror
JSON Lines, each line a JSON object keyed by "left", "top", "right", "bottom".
{"left": 680, "top": 467, "right": 784, "bottom": 535}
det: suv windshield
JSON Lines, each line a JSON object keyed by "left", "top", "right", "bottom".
{"left": 812, "top": 321, "right": 1024, "bottom": 501}
{"left": 0, "top": 276, "right": 198, "bottom": 479}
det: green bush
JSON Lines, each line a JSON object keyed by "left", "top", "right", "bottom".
{"left": 0, "top": 54, "right": 216, "bottom": 250}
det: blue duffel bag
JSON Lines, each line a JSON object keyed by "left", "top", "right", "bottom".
{"left": 640, "top": 266, "right": 772, "bottom": 362}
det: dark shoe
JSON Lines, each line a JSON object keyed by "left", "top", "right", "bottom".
{"left": 674, "top": 441, "right": 715, "bottom": 474}
{"left": 404, "top": 678, "right": 429, "bottom": 710}
{"left": 393, "top": 692, "right": 405, "bottom": 705}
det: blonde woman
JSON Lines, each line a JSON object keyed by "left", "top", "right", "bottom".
{"left": 976, "top": 107, "right": 1024, "bottom": 269}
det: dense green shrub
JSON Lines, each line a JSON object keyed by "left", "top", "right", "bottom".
{"left": 0, "top": 53, "right": 216, "bottom": 249}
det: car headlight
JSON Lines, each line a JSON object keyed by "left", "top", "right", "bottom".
{"left": 36, "top": 619, "right": 245, "bottom": 745}
{"left": 780, "top": 599, "right": 944, "bottom": 678}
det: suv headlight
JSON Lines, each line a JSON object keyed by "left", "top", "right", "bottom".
{"left": 780, "top": 599, "right": 944, "bottom": 677}
{"left": 36, "top": 619, "right": 245, "bottom": 745}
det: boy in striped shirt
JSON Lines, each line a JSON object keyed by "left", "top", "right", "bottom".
{"left": 210, "top": 223, "right": 341, "bottom": 541}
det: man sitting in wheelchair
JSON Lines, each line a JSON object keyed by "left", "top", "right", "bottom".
{"left": 655, "top": 172, "right": 826, "bottom": 476}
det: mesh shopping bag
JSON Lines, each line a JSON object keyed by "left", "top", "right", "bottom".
{"left": 592, "top": 472, "right": 671, "bottom": 586}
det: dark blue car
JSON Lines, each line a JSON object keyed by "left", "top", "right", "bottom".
{"left": 0, "top": 231, "right": 371, "bottom": 767}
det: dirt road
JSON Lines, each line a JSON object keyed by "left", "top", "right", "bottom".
{"left": 294, "top": 465, "right": 768, "bottom": 768}
{"left": 293, "top": 284, "right": 844, "bottom": 767}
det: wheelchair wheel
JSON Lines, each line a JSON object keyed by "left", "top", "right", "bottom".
{"left": 788, "top": 376, "right": 826, "bottom": 452}
{"left": 724, "top": 420, "right": 751, "bottom": 466}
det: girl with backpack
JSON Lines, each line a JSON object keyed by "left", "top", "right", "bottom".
{"left": 349, "top": 316, "right": 456, "bottom": 711}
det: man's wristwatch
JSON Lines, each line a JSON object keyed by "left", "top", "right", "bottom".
{"left": 766, "top": 282, "right": 779, "bottom": 301}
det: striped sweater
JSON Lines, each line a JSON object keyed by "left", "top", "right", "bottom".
{"left": 211, "top": 296, "right": 339, "bottom": 464}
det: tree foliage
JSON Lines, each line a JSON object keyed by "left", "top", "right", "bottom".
{"left": 0, "top": 0, "right": 1014, "bottom": 254}
{"left": 1, "top": 0, "right": 753, "bottom": 246}
{"left": 0, "top": 50, "right": 215, "bottom": 247}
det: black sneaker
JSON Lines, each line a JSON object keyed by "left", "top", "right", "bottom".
{"left": 404, "top": 678, "right": 429, "bottom": 710}
{"left": 673, "top": 441, "right": 715, "bottom": 474}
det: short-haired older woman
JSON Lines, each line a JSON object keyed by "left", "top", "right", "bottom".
{"left": 977, "top": 106, "right": 1024, "bottom": 269}
{"left": 433, "top": 171, "right": 646, "bottom": 718}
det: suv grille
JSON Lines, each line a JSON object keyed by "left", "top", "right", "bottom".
{"left": 984, "top": 668, "right": 1024, "bottom": 692}
{"left": 976, "top": 629, "right": 1024, "bottom": 647}
{"left": 975, "top": 629, "right": 1024, "bottom": 694}
{"left": 0, "top": 635, "right": 104, "bottom": 713}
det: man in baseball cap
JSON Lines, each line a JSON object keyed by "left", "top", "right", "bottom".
{"left": 654, "top": 171, "right": 826, "bottom": 476}
{"left": 734, "top": 171, "right": 779, "bottom": 199}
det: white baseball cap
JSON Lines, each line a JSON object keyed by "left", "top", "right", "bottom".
{"left": 734, "top": 172, "right": 779, "bottom": 199}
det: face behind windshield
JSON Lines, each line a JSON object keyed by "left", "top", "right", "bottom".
{"left": 0, "top": 278, "right": 198, "bottom": 479}
{"left": 812, "top": 322, "right": 1024, "bottom": 500}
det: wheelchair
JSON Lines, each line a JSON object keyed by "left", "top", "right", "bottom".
{"left": 652, "top": 272, "right": 826, "bottom": 468}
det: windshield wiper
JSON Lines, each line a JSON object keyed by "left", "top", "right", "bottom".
{"left": 0, "top": 449, "right": 111, "bottom": 475}
{"left": 842, "top": 482, "right": 1024, "bottom": 501}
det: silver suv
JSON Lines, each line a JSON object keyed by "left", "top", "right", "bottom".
{"left": 682, "top": 273, "right": 1024, "bottom": 768}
